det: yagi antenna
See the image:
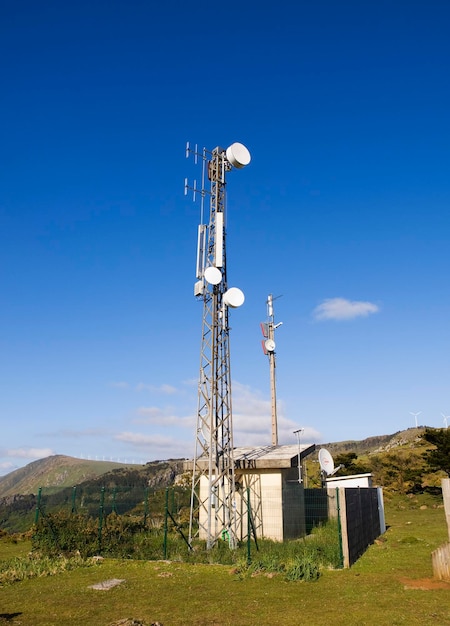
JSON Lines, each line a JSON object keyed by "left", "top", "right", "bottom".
{"left": 185, "top": 143, "right": 211, "bottom": 224}
{"left": 185, "top": 141, "right": 199, "bottom": 163}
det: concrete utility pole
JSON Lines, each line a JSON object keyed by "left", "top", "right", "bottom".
{"left": 261, "top": 294, "right": 283, "bottom": 445}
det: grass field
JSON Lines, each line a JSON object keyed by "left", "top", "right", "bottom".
{"left": 1, "top": 494, "right": 450, "bottom": 626}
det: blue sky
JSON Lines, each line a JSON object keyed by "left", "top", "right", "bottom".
{"left": 1, "top": 1, "right": 450, "bottom": 474}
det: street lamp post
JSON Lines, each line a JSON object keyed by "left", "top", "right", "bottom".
{"left": 293, "top": 428, "right": 304, "bottom": 484}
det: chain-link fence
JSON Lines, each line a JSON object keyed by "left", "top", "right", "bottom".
{"left": 34, "top": 484, "right": 189, "bottom": 526}
{"left": 29, "top": 484, "right": 343, "bottom": 563}
{"left": 30, "top": 484, "right": 382, "bottom": 567}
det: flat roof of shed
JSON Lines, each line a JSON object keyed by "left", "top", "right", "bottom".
{"left": 184, "top": 444, "right": 316, "bottom": 471}
{"left": 234, "top": 444, "right": 316, "bottom": 469}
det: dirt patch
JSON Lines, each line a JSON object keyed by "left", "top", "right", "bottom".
{"left": 400, "top": 577, "right": 450, "bottom": 590}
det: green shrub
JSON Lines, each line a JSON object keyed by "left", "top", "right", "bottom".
{"left": 32, "top": 511, "right": 100, "bottom": 557}
{"left": 32, "top": 511, "right": 168, "bottom": 559}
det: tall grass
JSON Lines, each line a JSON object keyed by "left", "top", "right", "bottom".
{"left": 0, "top": 553, "right": 99, "bottom": 585}
{"left": 31, "top": 511, "right": 341, "bottom": 582}
{"left": 232, "top": 521, "right": 341, "bottom": 581}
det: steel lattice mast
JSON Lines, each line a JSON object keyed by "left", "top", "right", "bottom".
{"left": 186, "top": 142, "right": 250, "bottom": 549}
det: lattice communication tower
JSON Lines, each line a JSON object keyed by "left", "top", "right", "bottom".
{"left": 185, "top": 142, "right": 251, "bottom": 549}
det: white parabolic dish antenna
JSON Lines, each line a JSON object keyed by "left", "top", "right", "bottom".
{"left": 223, "top": 287, "right": 245, "bottom": 308}
{"left": 318, "top": 448, "right": 335, "bottom": 475}
{"left": 226, "top": 142, "right": 251, "bottom": 169}
{"left": 204, "top": 266, "right": 222, "bottom": 285}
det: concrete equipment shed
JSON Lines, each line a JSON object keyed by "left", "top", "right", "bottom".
{"left": 188, "top": 444, "right": 316, "bottom": 542}
{"left": 234, "top": 444, "right": 316, "bottom": 541}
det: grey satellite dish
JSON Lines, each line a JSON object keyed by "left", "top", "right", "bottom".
{"left": 318, "top": 448, "right": 335, "bottom": 476}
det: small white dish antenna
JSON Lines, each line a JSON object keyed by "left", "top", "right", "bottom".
{"left": 318, "top": 448, "right": 335, "bottom": 476}
{"left": 226, "top": 142, "right": 251, "bottom": 169}
{"left": 223, "top": 287, "right": 245, "bottom": 308}
{"left": 265, "top": 338, "right": 276, "bottom": 352}
{"left": 204, "top": 266, "right": 222, "bottom": 285}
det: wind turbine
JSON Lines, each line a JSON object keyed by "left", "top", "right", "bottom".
{"left": 410, "top": 411, "right": 421, "bottom": 428}
{"left": 441, "top": 413, "right": 450, "bottom": 428}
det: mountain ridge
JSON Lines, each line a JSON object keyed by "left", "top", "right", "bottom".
{"left": 0, "top": 455, "right": 143, "bottom": 498}
{"left": 0, "top": 427, "right": 431, "bottom": 499}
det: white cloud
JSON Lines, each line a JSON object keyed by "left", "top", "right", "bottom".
{"left": 114, "top": 382, "right": 321, "bottom": 460}
{"left": 136, "top": 383, "right": 177, "bottom": 394}
{"left": 0, "top": 461, "right": 17, "bottom": 477}
{"left": 114, "top": 432, "right": 190, "bottom": 458}
{"left": 115, "top": 432, "right": 175, "bottom": 447}
{"left": 109, "top": 381, "right": 130, "bottom": 389}
{"left": 313, "top": 297, "right": 380, "bottom": 321}
{"left": 49, "top": 428, "right": 108, "bottom": 439}
{"left": 7, "top": 447, "right": 54, "bottom": 459}
{"left": 136, "top": 406, "right": 163, "bottom": 419}
{"left": 182, "top": 378, "right": 197, "bottom": 388}
{"left": 277, "top": 420, "right": 321, "bottom": 446}
{"left": 231, "top": 382, "right": 321, "bottom": 446}
{"left": 232, "top": 382, "right": 272, "bottom": 436}
{"left": 109, "top": 381, "right": 178, "bottom": 395}
{"left": 135, "top": 406, "right": 194, "bottom": 428}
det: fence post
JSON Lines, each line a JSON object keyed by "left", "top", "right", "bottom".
{"left": 247, "top": 487, "right": 251, "bottom": 566}
{"left": 432, "top": 479, "right": 450, "bottom": 581}
{"left": 377, "top": 487, "right": 386, "bottom": 534}
{"left": 71, "top": 486, "right": 77, "bottom": 513}
{"left": 144, "top": 488, "right": 149, "bottom": 526}
{"left": 171, "top": 488, "right": 175, "bottom": 516}
{"left": 442, "top": 479, "right": 450, "bottom": 542}
{"left": 34, "top": 487, "right": 42, "bottom": 525}
{"left": 163, "top": 488, "right": 169, "bottom": 559}
{"left": 336, "top": 487, "right": 345, "bottom": 568}
{"left": 98, "top": 487, "right": 105, "bottom": 554}
{"left": 112, "top": 487, "right": 117, "bottom": 514}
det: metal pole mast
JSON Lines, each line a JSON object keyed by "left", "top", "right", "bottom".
{"left": 261, "top": 294, "right": 283, "bottom": 446}
{"left": 186, "top": 142, "right": 250, "bottom": 549}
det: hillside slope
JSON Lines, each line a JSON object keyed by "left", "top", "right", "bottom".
{"left": 0, "top": 455, "right": 142, "bottom": 498}
{"left": 321, "top": 427, "right": 427, "bottom": 456}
